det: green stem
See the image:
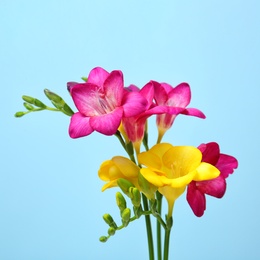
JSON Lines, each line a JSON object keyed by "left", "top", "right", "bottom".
{"left": 163, "top": 216, "right": 173, "bottom": 260}
{"left": 142, "top": 194, "right": 154, "bottom": 260}
{"left": 156, "top": 191, "right": 163, "bottom": 260}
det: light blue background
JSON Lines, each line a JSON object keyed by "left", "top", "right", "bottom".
{"left": 1, "top": 0, "right": 259, "bottom": 259}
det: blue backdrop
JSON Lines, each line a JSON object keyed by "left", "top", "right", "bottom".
{"left": 1, "top": 0, "right": 259, "bottom": 259}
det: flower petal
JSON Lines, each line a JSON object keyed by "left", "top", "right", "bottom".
{"left": 122, "top": 91, "right": 148, "bottom": 117}
{"left": 69, "top": 112, "right": 94, "bottom": 138}
{"left": 193, "top": 162, "right": 220, "bottom": 181}
{"left": 216, "top": 154, "right": 238, "bottom": 178}
{"left": 167, "top": 83, "right": 191, "bottom": 107}
{"left": 112, "top": 156, "right": 140, "bottom": 178}
{"left": 198, "top": 142, "right": 220, "bottom": 165}
{"left": 70, "top": 83, "right": 103, "bottom": 116}
{"left": 187, "top": 181, "right": 206, "bottom": 217}
{"left": 87, "top": 67, "right": 109, "bottom": 86}
{"left": 196, "top": 175, "right": 227, "bottom": 198}
{"left": 103, "top": 70, "right": 124, "bottom": 107}
{"left": 90, "top": 107, "right": 123, "bottom": 135}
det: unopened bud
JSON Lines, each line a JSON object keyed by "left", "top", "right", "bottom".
{"left": 34, "top": 99, "right": 46, "bottom": 108}
{"left": 23, "top": 102, "right": 34, "bottom": 110}
{"left": 117, "top": 178, "right": 135, "bottom": 197}
{"left": 129, "top": 187, "right": 141, "bottom": 207}
{"left": 14, "top": 111, "right": 25, "bottom": 117}
{"left": 116, "top": 192, "right": 127, "bottom": 212}
{"left": 22, "top": 95, "right": 35, "bottom": 104}
{"left": 99, "top": 236, "right": 108, "bottom": 242}
{"left": 108, "top": 227, "right": 116, "bottom": 236}
{"left": 44, "top": 89, "right": 63, "bottom": 103}
{"left": 103, "top": 214, "right": 117, "bottom": 229}
{"left": 81, "top": 77, "right": 88, "bottom": 82}
{"left": 121, "top": 208, "right": 131, "bottom": 227}
{"left": 138, "top": 173, "right": 157, "bottom": 200}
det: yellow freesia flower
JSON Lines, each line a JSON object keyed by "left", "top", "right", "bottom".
{"left": 98, "top": 156, "right": 140, "bottom": 191}
{"left": 138, "top": 143, "right": 220, "bottom": 217}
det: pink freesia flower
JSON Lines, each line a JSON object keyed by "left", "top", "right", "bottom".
{"left": 121, "top": 81, "right": 184, "bottom": 153}
{"left": 186, "top": 142, "right": 238, "bottom": 217}
{"left": 68, "top": 67, "right": 147, "bottom": 138}
{"left": 153, "top": 81, "right": 206, "bottom": 143}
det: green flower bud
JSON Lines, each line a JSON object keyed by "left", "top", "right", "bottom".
{"left": 62, "top": 103, "right": 74, "bottom": 116}
{"left": 108, "top": 227, "right": 116, "bottom": 236}
{"left": 34, "top": 99, "right": 46, "bottom": 108}
{"left": 133, "top": 205, "right": 142, "bottom": 218}
{"left": 23, "top": 102, "right": 34, "bottom": 110}
{"left": 116, "top": 192, "right": 127, "bottom": 212}
{"left": 117, "top": 178, "right": 135, "bottom": 197}
{"left": 121, "top": 208, "right": 131, "bottom": 227}
{"left": 14, "top": 111, "right": 26, "bottom": 117}
{"left": 99, "top": 236, "right": 108, "bottom": 242}
{"left": 138, "top": 173, "right": 157, "bottom": 200}
{"left": 129, "top": 187, "right": 141, "bottom": 207}
{"left": 44, "top": 89, "right": 63, "bottom": 103}
{"left": 22, "top": 95, "right": 35, "bottom": 104}
{"left": 103, "top": 214, "right": 117, "bottom": 229}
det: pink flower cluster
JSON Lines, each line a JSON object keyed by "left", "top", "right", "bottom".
{"left": 68, "top": 67, "right": 204, "bottom": 141}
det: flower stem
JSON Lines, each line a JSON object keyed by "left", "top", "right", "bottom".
{"left": 156, "top": 191, "right": 163, "bottom": 260}
{"left": 163, "top": 216, "right": 173, "bottom": 260}
{"left": 142, "top": 194, "right": 154, "bottom": 260}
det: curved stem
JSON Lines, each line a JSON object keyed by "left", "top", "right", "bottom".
{"left": 142, "top": 194, "right": 154, "bottom": 260}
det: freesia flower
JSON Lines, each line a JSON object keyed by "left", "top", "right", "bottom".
{"left": 68, "top": 67, "right": 147, "bottom": 138}
{"left": 121, "top": 81, "right": 184, "bottom": 153}
{"left": 187, "top": 142, "right": 238, "bottom": 217}
{"left": 138, "top": 143, "right": 220, "bottom": 217}
{"left": 153, "top": 81, "right": 206, "bottom": 143}
{"left": 98, "top": 156, "right": 140, "bottom": 191}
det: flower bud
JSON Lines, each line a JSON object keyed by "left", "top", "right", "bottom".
{"left": 121, "top": 208, "right": 131, "bottom": 227}
{"left": 129, "top": 187, "right": 141, "bottom": 207}
{"left": 108, "top": 227, "right": 116, "bottom": 236}
{"left": 117, "top": 178, "right": 135, "bottom": 197}
{"left": 34, "top": 99, "right": 46, "bottom": 108}
{"left": 44, "top": 89, "right": 63, "bottom": 103}
{"left": 99, "top": 236, "right": 108, "bottom": 242}
{"left": 116, "top": 192, "right": 127, "bottom": 212}
{"left": 138, "top": 173, "right": 157, "bottom": 200}
{"left": 22, "top": 95, "right": 35, "bottom": 104}
{"left": 23, "top": 102, "right": 34, "bottom": 110}
{"left": 14, "top": 111, "right": 26, "bottom": 117}
{"left": 103, "top": 214, "right": 117, "bottom": 229}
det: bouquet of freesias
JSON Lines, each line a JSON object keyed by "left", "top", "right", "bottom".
{"left": 15, "top": 67, "right": 238, "bottom": 260}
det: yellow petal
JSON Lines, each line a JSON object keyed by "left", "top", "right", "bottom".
{"left": 138, "top": 143, "right": 172, "bottom": 169}
{"left": 163, "top": 146, "right": 202, "bottom": 177}
{"left": 112, "top": 156, "right": 140, "bottom": 178}
{"left": 193, "top": 162, "right": 220, "bottom": 181}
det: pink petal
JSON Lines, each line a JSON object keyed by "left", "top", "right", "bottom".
{"left": 90, "top": 107, "right": 123, "bottom": 135}
{"left": 69, "top": 112, "right": 94, "bottom": 138}
{"left": 70, "top": 83, "right": 103, "bottom": 116}
{"left": 161, "top": 83, "right": 173, "bottom": 94}
{"left": 153, "top": 81, "right": 169, "bottom": 105}
{"left": 87, "top": 67, "right": 109, "bottom": 86}
{"left": 198, "top": 142, "right": 220, "bottom": 165}
{"left": 140, "top": 81, "right": 155, "bottom": 106}
{"left": 216, "top": 154, "right": 238, "bottom": 178}
{"left": 187, "top": 181, "right": 206, "bottom": 217}
{"left": 196, "top": 176, "right": 227, "bottom": 198}
{"left": 103, "top": 70, "right": 124, "bottom": 107}
{"left": 167, "top": 83, "right": 191, "bottom": 107}
{"left": 181, "top": 108, "right": 206, "bottom": 118}
{"left": 122, "top": 91, "right": 148, "bottom": 117}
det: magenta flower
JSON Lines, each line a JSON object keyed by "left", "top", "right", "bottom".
{"left": 121, "top": 81, "right": 184, "bottom": 153}
{"left": 153, "top": 81, "right": 206, "bottom": 142}
{"left": 186, "top": 142, "right": 238, "bottom": 217}
{"left": 68, "top": 67, "right": 147, "bottom": 138}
